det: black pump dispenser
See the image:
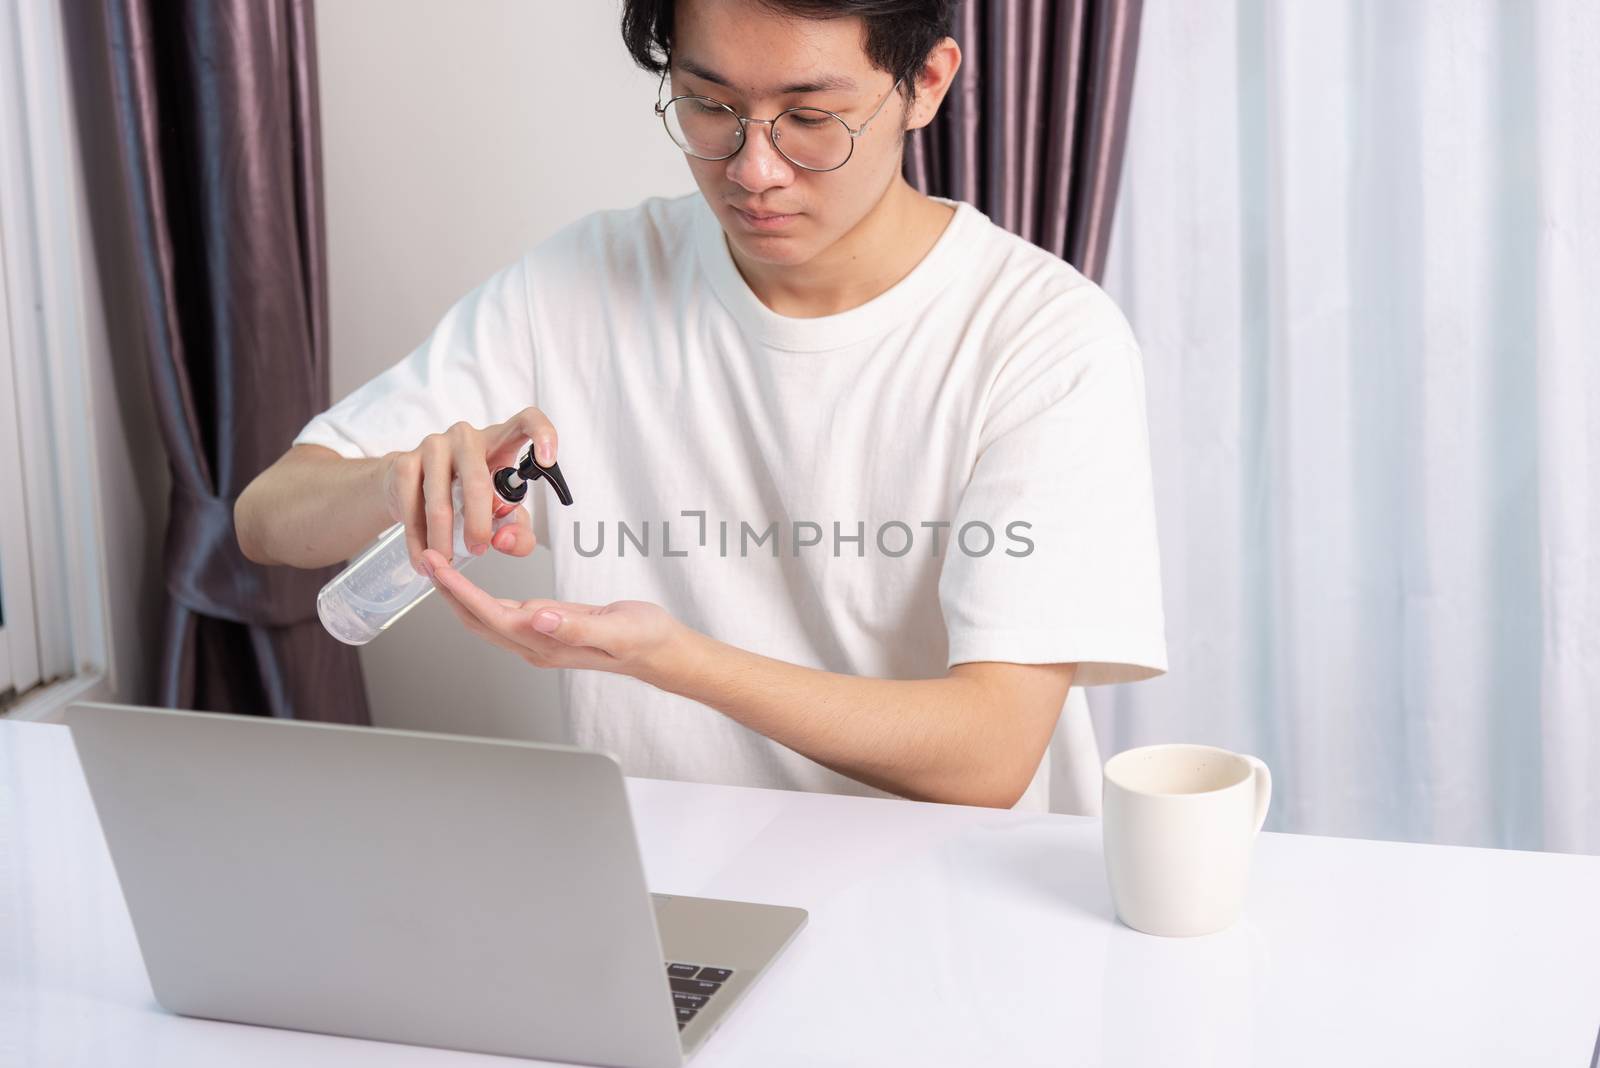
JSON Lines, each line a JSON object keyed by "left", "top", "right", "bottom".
{"left": 494, "top": 446, "right": 573, "bottom": 507}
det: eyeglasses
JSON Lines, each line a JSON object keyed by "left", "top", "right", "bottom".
{"left": 654, "top": 66, "right": 902, "bottom": 173}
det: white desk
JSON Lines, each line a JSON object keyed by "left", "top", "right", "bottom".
{"left": 3, "top": 720, "right": 1598, "bottom": 1067}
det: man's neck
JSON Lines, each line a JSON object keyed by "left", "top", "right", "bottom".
{"left": 727, "top": 178, "right": 956, "bottom": 319}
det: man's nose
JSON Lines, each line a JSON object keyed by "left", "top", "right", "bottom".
{"left": 724, "top": 120, "right": 795, "bottom": 193}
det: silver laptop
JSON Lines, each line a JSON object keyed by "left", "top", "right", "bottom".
{"left": 63, "top": 701, "right": 807, "bottom": 1067}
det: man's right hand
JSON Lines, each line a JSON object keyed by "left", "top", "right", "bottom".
{"left": 380, "top": 406, "right": 559, "bottom": 573}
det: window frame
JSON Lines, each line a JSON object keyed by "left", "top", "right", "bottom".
{"left": 0, "top": 0, "right": 113, "bottom": 719}
{"left": 0, "top": 227, "right": 40, "bottom": 705}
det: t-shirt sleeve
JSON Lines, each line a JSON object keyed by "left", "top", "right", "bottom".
{"left": 292, "top": 256, "right": 536, "bottom": 460}
{"left": 940, "top": 335, "right": 1168, "bottom": 686}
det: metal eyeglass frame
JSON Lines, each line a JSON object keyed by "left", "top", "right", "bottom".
{"left": 653, "top": 65, "right": 903, "bottom": 173}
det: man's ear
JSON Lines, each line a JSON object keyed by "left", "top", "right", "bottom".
{"left": 905, "top": 37, "right": 962, "bottom": 131}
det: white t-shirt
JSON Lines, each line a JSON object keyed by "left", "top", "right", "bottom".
{"left": 294, "top": 192, "right": 1167, "bottom": 812}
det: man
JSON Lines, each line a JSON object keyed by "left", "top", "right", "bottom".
{"left": 235, "top": 0, "right": 1166, "bottom": 811}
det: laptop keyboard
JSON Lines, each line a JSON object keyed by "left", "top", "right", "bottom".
{"left": 665, "top": 962, "right": 736, "bottom": 1030}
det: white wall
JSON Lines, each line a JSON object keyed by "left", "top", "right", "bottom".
{"left": 315, "top": 1, "right": 695, "bottom": 738}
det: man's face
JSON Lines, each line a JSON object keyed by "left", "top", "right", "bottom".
{"left": 669, "top": 0, "right": 909, "bottom": 269}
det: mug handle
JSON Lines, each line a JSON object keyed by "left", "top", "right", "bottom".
{"left": 1242, "top": 754, "right": 1272, "bottom": 834}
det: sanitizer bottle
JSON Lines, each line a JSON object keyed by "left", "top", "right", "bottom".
{"left": 316, "top": 447, "right": 573, "bottom": 645}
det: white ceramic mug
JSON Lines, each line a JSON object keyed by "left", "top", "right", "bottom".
{"left": 1102, "top": 744, "right": 1272, "bottom": 937}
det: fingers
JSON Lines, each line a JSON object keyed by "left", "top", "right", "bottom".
{"left": 486, "top": 406, "right": 558, "bottom": 468}
{"left": 530, "top": 608, "right": 567, "bottom": 637}
{"left": 387, "top": 452, "right": 429, "bottom": 575}
{"left": 389, "top": 405, "right": 559, "bottom": 579}
{"left": 515, "top": 602, "right": 618, "bottom": 663}
{"left": 419, "top": 434, "right": 457, "bottom": 563}
{"left": 423, "top": 549, "right": 514, "bottom": 630}
{"left": 490, "top": 505, "right": 536, "bottom": 557}
{"left": 431, "top": 574, "right": 527, "bottom": 659}
{"left": 424, "top": 551, "right": 578, "bottom": 662}
{"left": 449, "top": 422, "right": 494, "bottom": 554}
{"left": 519, "top": 607, "right": 620, "bottom": 667}
{"left": 422, "top": 552, "right": 621, "bottom": 670}
{"left": 526, "top": 606, "right": 603, "bottom": 648}
{"left": 422, "top": 551, "right": 518, "bottom": 649}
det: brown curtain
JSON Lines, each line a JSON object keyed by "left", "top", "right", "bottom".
{"left": 95, "top": 0, "right": 369, "bottom": 723}
{"left": 905, "top": 0, "right": 1144, "bottom": 282}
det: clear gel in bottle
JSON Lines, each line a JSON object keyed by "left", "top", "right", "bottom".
{"left": 316, "top": 447, "right": 573, "bottom": 645}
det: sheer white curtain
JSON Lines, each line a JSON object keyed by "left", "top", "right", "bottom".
{"left": 1094, "top": 0, "right": 1599, "bottom": 852}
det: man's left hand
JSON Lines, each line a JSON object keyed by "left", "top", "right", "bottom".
{"left": 420, "top": 548, "right": 692, "bottom": 684}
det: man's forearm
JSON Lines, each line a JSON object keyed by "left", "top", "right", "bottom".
{"left": 646, "top": 633, "right": 1065, "bottom": 808}
{"left": 236, "top": 446, "right": 395, "bottom": 568}
{"left": 419, "top": 549, "right": 1076, "bottom": 806}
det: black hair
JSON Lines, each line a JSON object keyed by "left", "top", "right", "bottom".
{"left": 621, "top": 0, "right": 955, "bottom": 101}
